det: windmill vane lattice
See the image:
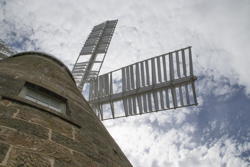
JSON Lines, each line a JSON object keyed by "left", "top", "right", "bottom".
{"left": 72, "top": 19, "right": 198, "bottom": 121}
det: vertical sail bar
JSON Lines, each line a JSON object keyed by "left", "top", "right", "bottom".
{"left": 189, "top": 47, "right": 194, "bottom": 76}
{"left": 122, "top": 68, "right": 128, "bottom": 116}
{"left": 136, "top": 63, "right": 140, "bottom": 89}
{"left": 162, "top": 55, "right": 168, "bottom": 82}
{"left": 182, "top": 49, "right": 190, "bottom": 105}
{"left": 132, "top": 97, "right": 137, "bottom": 115}
{"left": 185, "top": 85, "right": 190, "bottom": 105}
{"left": 192, "top": 83, "right": 198, "bottom": 105}
{"left": 151, "top": 58, "right": 158, "bottom": 111}
{"left": 99, "top": 104, "right": 103, "bottom": 121}
{"left": 123, "top": 98, "right": 129, "bottom": 117}
{"left": 176, "top": 51, "right": 181, "bottom": 78}
{"left": 126, "top": 67, "right": 130, "bottom": 90}
{"left": 182, "top": 49, "right": 187, "bottom": 76}
{"left": 137, "top": 95, "right": 143, "bottom": 114}
{"left": 109, "top": 73, "right": 115, "bottom": 119}
{"left": 157, "top": 57, "right": 162, "bottom": 82}
{"left": 145, "top": 60, "right": 150, "bottom": 85}
{"left": 165, "top": 89, "right": 170, "bottom": 108}
{"left": 105, "top": 74, "right": 109, "bottom": 96}
{"left": 122, "top": 68, "right": 126, "bottom": 91}
{"left": 169, "top": 53, "right": 174, "bottom": 80}
{"left": 141, "top": 62, "right": 145, "bottom": 87}
{"left": 169, "top": 52, "right": 177, "bottom": 108}
{"left": 128, "top": 97, "right": 133, "bottom": 116}
{"left": 143, "top": 94, "right": 148, "bottom": 113}
{"left": 130, "top": 65, "right": 135, "bottom": 90}
{"left": 147, "top": 93, "right": 152, "bottom": 112}
{"left": 97, "top": 76, "right": 101, "bottom": 98}
{"left": 151, "top": 58, "right": 156, "bottom": 85}
{"left": 179, "top": 86, "right": 184, "bottom": 106}
{"left": 159, "top": 90, "right": 164, "bottom": 110}
{"left": 89, "top": 80, "right": 93, "bottom": 100}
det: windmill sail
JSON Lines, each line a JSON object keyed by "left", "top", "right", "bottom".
{"left": 72, "top": 20, "right": 118, "bottom": 90}
{"left": 0, "top": 40, "right": 16, "bottom": 60}
{"left": 89, "top": 46, "right": 198, "bottom": 120}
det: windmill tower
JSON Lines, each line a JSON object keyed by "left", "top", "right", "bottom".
{"left": 72, "top": 19, "right": 198, "bottom": 121}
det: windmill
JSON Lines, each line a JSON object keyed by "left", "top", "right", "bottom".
{"left": 74, "top": 19, "right": 198, "bottom": 121}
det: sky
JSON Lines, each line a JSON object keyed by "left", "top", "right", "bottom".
{"left": 0, "top": 0, "right": 250, "bottom": 166}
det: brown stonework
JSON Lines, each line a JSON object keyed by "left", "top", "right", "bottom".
{"left": 13, "top": 103, "right": 73, "bottom": 138}
{"left": 0, "top": 142, "right": 9, "bottom": 163}
{"left": 0, "top": 52, "right": 132, "bottom": 166}
{"left": 7, "top": 148, "right": 51, "bottom": 167}
{"left": 0, "top": 117, "right": 49, "bottom": 140}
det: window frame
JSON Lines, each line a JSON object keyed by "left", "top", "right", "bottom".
{"left": 19, "top": 82, "right": 68, "bottom": 115}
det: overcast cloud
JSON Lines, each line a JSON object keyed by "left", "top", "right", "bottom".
{"left": 0, "top": 0, "right": 249, "bottom": 166}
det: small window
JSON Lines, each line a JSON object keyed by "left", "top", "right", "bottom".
{"left": 19, "top": 83, "right": 67, "bottom": 113}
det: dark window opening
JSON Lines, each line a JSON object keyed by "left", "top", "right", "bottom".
{"left": 19, "top": 83, "right": 67, "bottom": 114}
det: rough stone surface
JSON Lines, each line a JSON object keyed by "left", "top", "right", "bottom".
{"left": 0, "top": 125, "right": 71, "bottom": 160}
{"left": 14, "top": 103, "right": 73, "bottom": 138}
{"left": 7, "top": 148, "right": 51, "bottom": 167}
{"left": 0, "top": 53, "right": 132, "bottom": 166}
{"left": 0, "top": 117, "right": 49, "bottom": 140}
{"left": 0, "top": 142, "right": 9, "bottom": 163}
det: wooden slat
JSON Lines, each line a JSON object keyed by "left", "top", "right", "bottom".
{"left": 145, "top": 60, "right": 150, "bottom": 85}
{"left": 99, "top": 104, "right": 104, "bottom": 120}
{"left": 162, "top": 55, "right": 168, "bottom": 81}
{"left": 136, "top": 63, "right": 140, "bottom": 89}
{"left": 189, "top": 47, "right": 193, "bottom": 75}
{"left": 181, "top": 49, "right": 187, "bottom": 77}
{"left": 169, "top": 52, "right": 174, "bottom": 80}
{"left": 185, "top": 84, "right": 190, "bottom": 105}
{"left": 126, "top": 67, "right": 130, "bottom": 90}
{"left": 98, "top": 76, "right": 103, "bottom": 97}
{"left": 130, "top": 65, "right": 135, "bottom": 89}
{"left": 132, "top": 97, "right": 137, "bottom": 114}
{"left": 165, "top": 89, "right": 170, "bottom": 108}
{"left": 159, "top": 90, "right": 164, "bottom": 110}
{"left": 141, "top": 62, "right": 145, "bottom": 87}
{"left": 176, "top": 51, "right": 181, "bottom": 78}
{"left": 128, "top": 97, "right": 133, "bottom": 115}
{"left": 110, "top": 73, "right": 115, "bottom": 118}
{"left": 137, "top": 95, "right": 143, "bottom": 114}
{"left": 153, "top": 91, "right": 159, "bottom": 111}
{"left": 147, "top": 93, "right": 152, "bottom": 112}
{"left": 95, "top": 79, "right": 99, "bottom": 99}
{"left": 151, "top": 58, "right": 156, "bottom": 84}
{"left": 157, "top": 57, "right": 162, "bottom": 82}
{"left": 171, "top": 87, "right": 177, "bottom": 108}
{"left": 143, "top": 94, "right": 148, "bottom": 113}
{"left": 179, "top": 86, "right": 184, "bottom": 106}
{"left": 105, "top": 74, "right": 109, "bottom": 96}
{"left": 192, "top": 82, "right": 198, "bottom": 104}
{"left": 123, "top": 98, "right": 129, "bottom": 116}
{"left": 89, "top": 80, "right": 93, "bottom": 100}
{"left": 122, "top": 68, "right": 126, "bottom": 91}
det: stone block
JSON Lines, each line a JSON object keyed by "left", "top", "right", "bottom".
{"left": 0, "top": 126, "right": 71, "bottom": 160}
{"left": 0, "top": 103, "right": 17, "bottom": 118}
{"left": 0, "top": 118, "right": 48, "bottom": 139}
{"left": 0, "top": 142, "right": 9, "bottom": 163}
{"left": 6, "top": 148, "right": 50, "bottom": 167}
{"left": 14, "top": 103, "right": 73, "bottom": 138}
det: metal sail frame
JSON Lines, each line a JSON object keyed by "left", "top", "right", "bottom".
{"left": 88, "top": 46, "right": 198, "bottom": 121}
{"left": 0, "top": 40, "right": 16, "bottom": 60}
{"left": 72, "top": 20, "right": 118, "bottom": 90}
